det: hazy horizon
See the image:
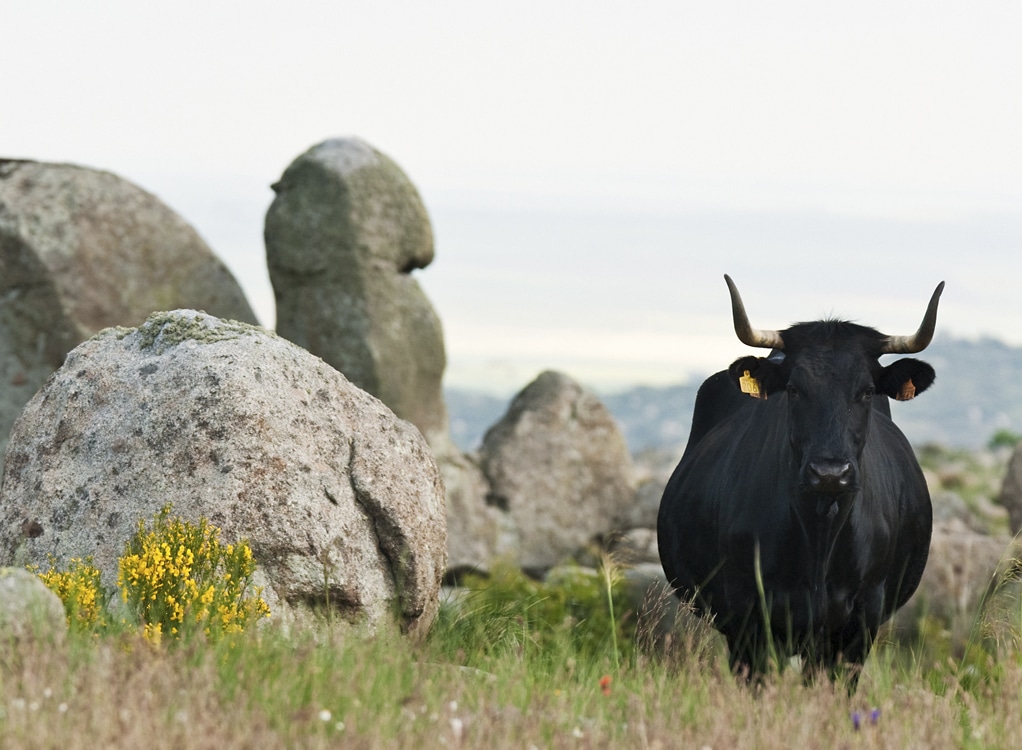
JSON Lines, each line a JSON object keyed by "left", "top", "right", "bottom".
{"left": 5, "top": 2, "right": 1019, "bottom": 396}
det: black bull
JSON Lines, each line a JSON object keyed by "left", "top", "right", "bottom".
{"left": 658, "top": 275, "right": 943, "bottom": 683}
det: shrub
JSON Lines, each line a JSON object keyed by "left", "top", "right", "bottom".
{"left": 988, "top": 429, "right": 1022, "bottom": 450}
{"left": 117, "top": 505, "right": 270, "bottom": 643}
{"left": 32, "top": 556, "right": 109, "bottom": 632}
{"left": 430, "top": 561, "right": 636, "bottom": 669}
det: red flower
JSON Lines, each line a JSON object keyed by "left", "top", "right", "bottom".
{"left": 599, "top": 675, "right": 612, "bottom": 696}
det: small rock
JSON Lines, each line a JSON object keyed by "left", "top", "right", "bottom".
{"left": 0, "top": 567, "right": 67, "bottom": 647}
{"left": 997, "top": 444, "right": 1022, "bottom": 535}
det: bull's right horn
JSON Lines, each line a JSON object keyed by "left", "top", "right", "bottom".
{"left": 725, "top": 274, "right": 785, "bottom": 350}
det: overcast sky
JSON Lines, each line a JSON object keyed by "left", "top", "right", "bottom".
{"left": 5, "top": 2, "right": 1021, "bottom": 392}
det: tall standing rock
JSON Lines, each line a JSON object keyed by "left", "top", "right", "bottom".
{"left": 265, "top": 138, "right": 448, "bottom": 447}
{"left": 479, "top": 370, "right": 637, "bottom": 574}
{"left": 0, "top": 159, "right": 258, "bottom": 460}
{"left": 0, "top": 310, "right": 447, "bottom": 636}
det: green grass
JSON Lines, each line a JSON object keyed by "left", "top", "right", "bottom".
{"left": 3, "top": 557, "right": 1022, "bottom": 748}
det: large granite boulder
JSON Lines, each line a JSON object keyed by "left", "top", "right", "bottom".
{"left": 265, "top": 138, "right": 448, "bottom": 448}
{"left": 479, "top": 370, "right": 637, "bottom": 574}
{"left": 0, "top": 159, "right": 258, "bottom": 461}
{"left": 0, "top": 310, "right": 446, "bottom": 636}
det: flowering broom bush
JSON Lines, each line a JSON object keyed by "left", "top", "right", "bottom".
{"left": 35, "top": 506, "right": 270, "bottom": 643}
{"left": 117, "top": 505, "right": 270, "bottom": 643}
{"left": 32, "top": 556, "right": 109, "bottom": 632}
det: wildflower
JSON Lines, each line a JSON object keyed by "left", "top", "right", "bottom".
{"left": 450, "top": 717, "right": 464, "bottom": 743}
{"left": 599, "top": 674, "right": 612, "bottom": 696}
{"left": 32, "top": 557, "right": 108, "bottom": 631}
{"left": 118, "top": 504, "right": 270, "bottom": 642}
{"left": 318, "top": 709, "right": 332, "bottom": 722}
{"left": 851, "top": 707, "right": 880, "bottom": 731}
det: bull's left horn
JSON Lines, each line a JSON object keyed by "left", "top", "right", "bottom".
{"left": 725, "top": 274, "right": 785, "bottom": 350}
{"left": 881, "top": 281, "right": 945, "bottom": 354}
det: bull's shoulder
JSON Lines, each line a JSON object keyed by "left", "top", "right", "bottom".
{"left": 661, "top": 397, "right": 788, "bottom": 517}
{"left": 686, "top": 370, "right": 752, "bottom": 448}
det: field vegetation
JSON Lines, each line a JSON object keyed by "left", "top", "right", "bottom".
{"left": 2, "top": 451, "right": 1021, "bottom": 749}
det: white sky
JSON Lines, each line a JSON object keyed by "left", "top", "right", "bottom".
{"left": 4, "top": 2, "right": 1021, "bottom": 393}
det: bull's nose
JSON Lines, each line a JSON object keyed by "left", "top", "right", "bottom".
{"left": 806, "top": 461, "right": 854, "bottom": 492}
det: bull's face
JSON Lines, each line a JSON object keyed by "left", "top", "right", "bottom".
{"left": 729, "top": 341, "right": 935, "bottom": 495}
{"left": 721, "top": 274, "right": 942, "bottom": 497}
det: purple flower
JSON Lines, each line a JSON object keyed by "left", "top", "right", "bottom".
{"left": 870, "top": 708, "right": 881, "bottom": 725}
{"left": 851, "top": 711, "right": 862, "bottom": 731}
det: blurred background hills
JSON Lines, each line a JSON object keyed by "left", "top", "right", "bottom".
{"left": 447, "top": 335, "right": 1021, "bottom": 455}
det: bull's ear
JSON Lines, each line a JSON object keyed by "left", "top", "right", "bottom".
{"left": 728, "top": 356, "right": 784, "bottom": 399}
{"left": 878, "top": 358, "right": 936, "bottom": 401}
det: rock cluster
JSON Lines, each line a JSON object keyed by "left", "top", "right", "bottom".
{"left": 0, "top": 141, "right": 649, "bottom": 639}
{"left": 265, "top": 139, "right": 641, "bottom": 578}
{"left": 0, "top": 159, "right": 257, "bottom": 458}
{"left": 0, "top": 310, "right": 447, "bottom": 636}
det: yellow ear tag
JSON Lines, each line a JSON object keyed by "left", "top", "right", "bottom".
{"left": 896, "top": 378, "right": 916, "bottom": 401}
{"left": 739, "top": 370, "right": 764, "bottom": 399}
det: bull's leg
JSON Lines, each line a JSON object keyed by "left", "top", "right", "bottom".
{"left": 725, "top": 621, "right": 780, "bottom": 685}
{"left": 823, "top": 597, "right": 885, "bottom": 692}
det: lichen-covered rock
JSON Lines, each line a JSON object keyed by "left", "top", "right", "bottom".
{"left": 479, "top": 370, "right": 637, "bottom": 574}
{"left": 0, "top": 567, "right": 67, "bottom": 647}
{"left": 0, "top": 310, "right": 446, "bottom": 636}
{"left": 265, "top": 138, "right": 448, "bottom": 447}
{"left": 0, "top": 159, "right": 258, "bottom": 460}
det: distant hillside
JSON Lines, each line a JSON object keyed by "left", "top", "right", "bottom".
{"left": 886, "top": 336, "right": 1022, "bottom": 449}
{"left": 445, "top": 335, "right": 1022, "bottom": 454}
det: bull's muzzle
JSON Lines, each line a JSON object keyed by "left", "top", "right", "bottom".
{"left": 805, "top": 460, "right": 856, "bottom": 493}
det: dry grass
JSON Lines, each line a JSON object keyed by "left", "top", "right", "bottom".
{"left": 2, "top": 564, "right": 1021, "bottom": 750}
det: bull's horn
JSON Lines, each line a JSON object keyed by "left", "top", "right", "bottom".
{"left": 881, "top": 281, "right": 945, "bottom": 354}
{"left": 725, "top": 274, "right": 785, "bottom": 350}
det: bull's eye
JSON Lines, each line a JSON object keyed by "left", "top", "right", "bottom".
{"left": 786, "top": 384, "right": 800, "bottom": 399}
{"left": 857, "top": 386, "right": 875, "bottom": 403}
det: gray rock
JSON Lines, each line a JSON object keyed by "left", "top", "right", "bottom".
{"left": 0, "top": 567, "right": 67, "bottom": 646}
{"left": 610, "top": 528, "right": 660, "bottom": 566}
{"left": 624, "top": 466, "right": 673, "bottom": 530}
{"left": 0, "top": 310, "right": 446, "bottom": 636}
{"left": 265, "top": 138, "right": 448, "bottom": 447}
{"left": 0, "top": 159, "right": 258, "bottom": 461}
{"left": 895, "top": 518, "right": 1018, "bottom": 627}
{"left": 436, "top": 445, "right": 514, "bottom": 576}
{"left": 479, "top": 370, "right": 637, "bottom": 574}
{"left": 998, "top": 443, "right": 1022, "bottom": 535}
